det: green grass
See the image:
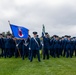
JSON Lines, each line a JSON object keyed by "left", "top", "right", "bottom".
{"left": 0, "top": 57, "right": 76, "bottom": 75}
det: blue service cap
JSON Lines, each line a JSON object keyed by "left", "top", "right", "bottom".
{"left": 45, "top": 32, "right": 48, "bottom": 35}
{"left": 0, "top": 33, "right": 2, "bottom": 35}
{"left": 7, "top": 33, "right": 11, "bottom": 36}
{"left": 33, "top": 31, "right": 37, "bottom": 34}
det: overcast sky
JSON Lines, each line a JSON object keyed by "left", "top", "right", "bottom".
{"left": 0, "top": 0, "right": 76, "bottom": 37}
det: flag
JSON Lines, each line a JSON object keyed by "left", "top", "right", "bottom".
{"left": 42, "top": 24, "right": 45, "bottom": 37}
{"left": 10, "top": 24, "right": 29, "bottom": 38}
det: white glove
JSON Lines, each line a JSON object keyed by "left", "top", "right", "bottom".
{"left": 16, "top": 44, "right": 18, "bottom": 47}
{"left": 29, "top": 48, "right": 31, "bottom": 50}
{"left": 24, "top": 44, "right": 27, "bottom": 46}
{"left": 42, "top": 44, "right": 44, "bottom": 46}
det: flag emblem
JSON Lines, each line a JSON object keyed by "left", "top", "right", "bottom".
{"left": 18, "top": 27, "right": 24, "bottom": 37}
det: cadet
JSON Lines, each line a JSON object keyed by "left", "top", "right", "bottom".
{"left": 70, "top": 38, "right": 75, "bottom": 57}
{"left": 62, "top": 36, "right": 67, "bottom": 57}
{"left": 14, "top": 38, "right": 20, "bottom": 58}
{"left": 26, "top": 35, "right": 31, "bottom": 60}
{"left": 61, "top": 37, "right": 65, "bottom": 56}
{"left": 29, "top": 32, "right": 41, "bottom": 62}
{"left": 43, "top": 32, "right": 50, "bottom": 60}
{"left": 4, "top": 34, "right": 12, "bottom": 58}
{"left": 24, "top": 35, "right": 31, "bottom": 58}
{"left": 53, "top": 35, "right": 60, "bottom": 58}
{"left": 50, "top": 36, "right": 54, "bottom": 57}
{"left": 0, "top": 34, "right": 5, "bottom": 57}
{"left": 66, "top": 36, "right": 71, "bottom": 58}
{"left": 74, "top": 38, "right": 76, "bottom": 56}
{"left": 11, "top": 37, "right": 16, "bottom": 57}
{"left": 59, "top": 38, "right": 63, "bottom": 56}
{"left": 16, "top": 38, "right": 25, "bottom": 60}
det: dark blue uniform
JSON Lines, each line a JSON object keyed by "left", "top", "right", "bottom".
{"left": 26, "top": 37, "right": 31, "bottom": 59}
{"left": 66, "top": 39, "right": 72, "bottom": 58}
{"left": 50, "top": 38, "right": 54, "bottom": 57}
{"left": 4, "top": 38, "right": 12, "bottom": 58}
{"left": 29, "top": 37, "right": 41, "bottom": 62}
{"left": 18, "top": 39, "right": 25, "bottom": 60}
{"left": 70, "top": 39, "right": 75, "bottom": 57}
{"left": 43, "top": 37, "right": 50, "bottom": 59}
{"left": 0, "top": 38, "right": 5, "bottom": 57}
{"left": 59, "top": 39, "right": 63, "bottom": 56}
{"left": 14, "top": 39, "right": 20, "bottom": 58}
{"left": 75, "top": 39, "right": 76, "bottom": 56}
{"left": 10, "top": 38, "right": 16, "bottom": 57}
{"left": 62, "top": 38, "right": 67, "bottom": 57}
{"left": 53, "top": 39, "right": 60, "bottom": 58}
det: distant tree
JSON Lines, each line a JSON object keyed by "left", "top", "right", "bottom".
{"left": 6, "top": 31, "right": 11, "bottom": 35}
{"left": 2, "top": 32, "right": 6, "bottom": 37}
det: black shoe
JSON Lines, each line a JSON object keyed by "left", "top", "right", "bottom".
{"left": 47, "top": 57, "right": 49, "bottom": 59}
{"left": 30, "top": 60, "right": 32, "bottom": 62}
{"left": 43, "top": 58, "right": 45, "bottom": 60}
{"left": 39, "top": 60, "right": 41, "bottom": 62}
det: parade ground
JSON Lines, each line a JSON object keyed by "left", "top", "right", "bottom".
{"left": 0, "top": 57, "right": 76, "bottom": 75}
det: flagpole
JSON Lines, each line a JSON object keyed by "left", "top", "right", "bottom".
{"left": 42, "top": 24, "right": 43, "bottom": 56}
{"left": 8, "top": 20, "right": 21, "bottom": 57}
{"left": 8, "top": 20, "right": 12, "bottom": 31}
{"left": 8, "top": 20, "right": 13, "bottom": 35}
{"left": 8, "top": 20, "right": 11, "bottom": 29}
{"left": 42, "top": 24, "right": 45, "bottom": 59}
{"left": 8, "top": 20, "right": 10, "bottom": 25}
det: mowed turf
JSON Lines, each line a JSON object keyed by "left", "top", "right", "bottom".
{"left": 0, "top": 57, "right": 76, "bottom": 75}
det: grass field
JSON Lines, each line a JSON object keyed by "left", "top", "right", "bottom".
{"left": 0, "top": 56, "right": 76, "bottom": 75}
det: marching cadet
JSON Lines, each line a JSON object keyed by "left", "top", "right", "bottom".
{"left": 0, "top": 34, "right": 5, "bottom": 57}
{"left": 24, "top": 35, "right": 31, "bottom": 58}
{"left": 74, "top": 37, "right": 76, "bottom": 56}
{"left": 43, "top": 32, "right": 50, "bottom": 60}
{"left": 16, "top": 38, "right": 25, "bottom": 60}
{"left": 29, "top": 32, "right": 41, "bottom": 62}
{"left": 70, "top": 37, "right": 75, "bottom": 57}
{"left": 61, "top": 37, "right": 65, "bottom": 56}
{"left": 62, "top": 36, "right": 67, "bottom": 57}
{"left": 14, "top": 38, "right": 20, "bottom": 58}
{"left": 66, "top": 36, "right": 72, "bottom": 58}
{"left": 4, "top": 34, "right": 12, "bottom": 58}
{"left": 59, "top": 37, "right": 63, "bottom": 56}
{"left": 10, "top": 36, "right": 16, "bottom": 57}
{"left": 26, "top": 35, "right": 31, "bottom": 60}
{"left": 50, "top": 36, "right": 54, "bottom": 57}
{"left": 53, "top": 35, "right": 60, "bottom": 58}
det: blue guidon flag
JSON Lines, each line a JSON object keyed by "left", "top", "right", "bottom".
{"left": 10, "top": 24, "right": 29, "bottom": 38}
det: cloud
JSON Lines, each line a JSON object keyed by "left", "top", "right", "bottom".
{"left": 0, "top": 0, "right": 76, "bottom": 37}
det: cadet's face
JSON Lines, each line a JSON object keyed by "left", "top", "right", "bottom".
{"left": 45, "top": 34, "right": 47, "bottom": 37}
{"left": 0, "top": 35, "right": 2, "bottom": 38}
{"left": 68, "top": 38, "right": 70, "bottom": 40}
{"left": 56, "top": 37, "right": 59, "bottom": 40}
{"left": 7, "top": 36, "right": 11, "bottom": 38}
{"left": 64, "top": 37, "right": 67, "bottom": 40}
{"left": 13, "top": 38, "right": 16, "bottom": 41}
{"left": 54, "top": 37, "right": 55, "bottom": 39}
{"left": 7, "top": 36, "right": 9, "bottom": 38}
{"left": 34, "top": 34, "right": 37, "bottom": 37}
{"left": 62, "top": 38, "right": 63, "bottom": 40}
